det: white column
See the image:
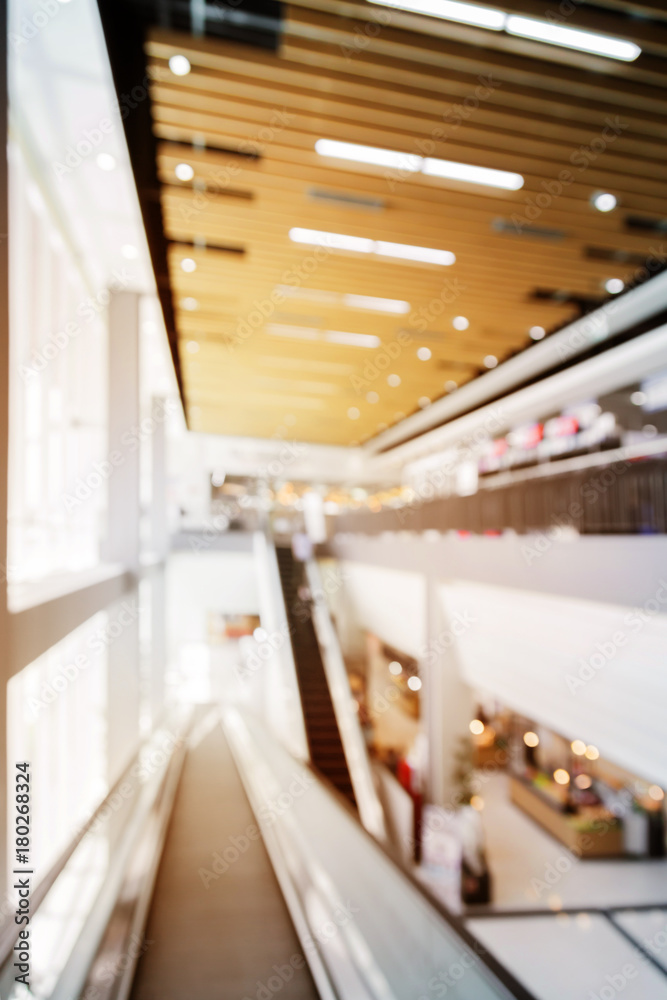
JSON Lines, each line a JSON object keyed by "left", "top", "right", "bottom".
{"left": 105, "top": 291, "right": 141, "bottom": 781}
{"left": 105, "top": 291, "right": 140, "bottom": 574}
{"left": 422, "top": 575, "right": 474, "bottom": 805}
{"left": 151, "top": 395, "right": 169, "bottom": 561}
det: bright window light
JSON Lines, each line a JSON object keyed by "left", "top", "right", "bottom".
{"left": 289, "top": 228, "right": 454, "bottom": 266}
{"left": 325, "top": 330, "right": 382, "bottom": 348}
{"left": 423, "top": 157, "right": 523, "bottom": 190}
{"left": 368, "top": 0, "right": 505, "bottom": 30}
{"left": 505, "top": 15, "right": 641, "bottom": 61}
{"left": 343, "top": 294, "right": 411, "bottom": 314}
{"left": 315, "top": 139, "right": 524, "bottom": 192}
{"left": 315, "top": 139, "right": 422, "bottom": 172}
{"left": 121, "top": 244, "right": 138, "bottom": 259}
{"left": 376, "top": 240, "right": 455, "bottom": 265}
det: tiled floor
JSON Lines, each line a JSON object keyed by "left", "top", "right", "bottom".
{"left": 479, "top": 773, "right": 667, "bottom": 911}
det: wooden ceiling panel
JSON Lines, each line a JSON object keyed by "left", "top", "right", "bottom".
{"left": 145, "top": 6, "right": 667, "bottom": 445}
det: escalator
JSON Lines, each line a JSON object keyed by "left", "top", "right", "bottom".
{"left": 275, "top": 546, "right": 356, "bottom": 807}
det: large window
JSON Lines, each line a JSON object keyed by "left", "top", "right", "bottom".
{"left": 7, "top": 613, "right": 108, "bottom": 879}
{"left": 7, "top": 142, "right": 108, "bottom": 591}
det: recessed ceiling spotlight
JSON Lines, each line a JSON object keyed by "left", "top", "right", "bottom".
{"left": 484, "top": 355, "right": 498, "bottom": 368}
{"left": 186, "top": 340, "right": 200, "bottom": 353}
{"left": 181, "top": 257, "right": 197, "bottom": 272}
{"left": 505, "top": 15, "right": 640, "bottom": 61}
{"left": 387, "top": 373, "right": 401, "bottom": 386}
{"left": 630, "top": 391, "right": 646, "bottom": 406}
{"left": 592, "top": 192, "right": 617, "bottom": 213}
{"left": 181, "top": 297, "right": 199, "bottom": 311}
{"left": 388, "top": 661, "right": 402, "bottom": 675}
{"left": 407, "top": 675, "right": 422, "bottom": 691}
{"left": 348, "top": 407, "right": 360, "bottom": 420}
{"left": 418, "top": 396, "right": 431, "bottom": 408}
{"left": 169, "top": 54, "right": 192, "bottom": 76}
{"left": 529, "top": 325, "right": 546, "bottom": 340}
{"left": 289, "top": 228, "right": 455, "bottom": 265}
{"left": 417, "top": 347, "right": 431, "bottom": 360}
{"left": 175, "top": 162, "right": 195, "bottom": 181}
{"left": 121, "top": 244, "right": 138, "bottom": 259}
{"left": 452, "top": 316, "right": 469, "bottom": 330}
{"left": 366, "top": 391, "right": 379, "bottom": 403}
{"left": 445, "top": 380, "right": 457, "bottom": 392}
{"left": 96, "top": 153, "right": 116, "bottom": 171}
{"left": 605, "top": 278, "right": 624, "bottom": 294}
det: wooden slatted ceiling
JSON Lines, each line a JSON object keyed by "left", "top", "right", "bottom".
{"left": 145, "top": 2, "right": 667, "bottom": 445}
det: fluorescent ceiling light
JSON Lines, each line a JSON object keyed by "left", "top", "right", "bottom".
{"left": 376, "top": 241, "right": 455, "bottom": 265}
{"left": 267, "top": 324, "right": 381, "bottom": 348}
{"left": 368, "top": 0, "right": 505, "bottom": 30}
{"left": 315, "top": 139, "right": 523, "bottom": 191}
{"left": 325, "top": 330, "right": 382, "bottom": 348}
{"left": 423, "top": 157, "right": 523, "bottom": 191}
{"left": 315, "top": 139, "right": 422, "bottom": 172}
{"left": 289, "top": 228, "right": 373, "bottom": 253}
{"left": 343, "top": 294, "right": 411, "bottom": 314}
{"left": 276, "top": 285, "right": 410, "bottom": 313}
{"left": 505, "top": 15, "right": 640, "bottom": 61}
{"left": 289, "top": 228, "right": 454, "bottom": 266}
{"left": 266, "top": 324, "right": 320, "bottom": 340}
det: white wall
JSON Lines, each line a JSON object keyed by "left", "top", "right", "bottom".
{"left": 441, "top": 580, "right": 667, "bottom": 788}
{"left": 340, "top": 561, "right": 427, "bottom": 658}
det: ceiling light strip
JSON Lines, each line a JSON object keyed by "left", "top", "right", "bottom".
{"left": 289, "top": 228, "right": 455, "bottom": 265}
{"left": 366, "top": 0, "right": 640, "bottom": 62}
